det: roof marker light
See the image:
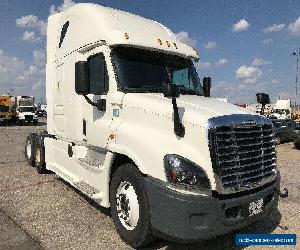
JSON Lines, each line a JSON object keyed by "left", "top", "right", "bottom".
{"left": 173, "top": 43, "right": 178, "bottom": 49}
{"left": 157, "top": 38, "right": 162, "bottom": 45}
{"left": 166, "top": 40, "right": 171, "bottom": 47}
{"left": 124, "top": 32, "right": 129, "bottom": 40}
{"left": 108, "top": 132, "right": 115, "bottom": 140}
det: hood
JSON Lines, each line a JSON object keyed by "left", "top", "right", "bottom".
{"left": 123, "top": 93, "right": 251, "bottom": 127}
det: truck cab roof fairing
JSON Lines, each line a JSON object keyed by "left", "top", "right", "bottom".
{"left": 47, "top": 3, "right": 198, "bottom": 63}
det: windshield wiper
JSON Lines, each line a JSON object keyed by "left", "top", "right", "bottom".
{"left": 123, "top": 86, "right": 164, "bottom": 93}
{"left": 175, "top": 84, "right": 200, "bottom": 96}
{"left": 178, "top": 88, "right": 199, "bottom": 95}
{"left": 123, "top": 86, "right": 200, "bottom": 95}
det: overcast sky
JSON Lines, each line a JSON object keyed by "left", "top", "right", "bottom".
{"left": 0, "top": 0, "right": 300, "bottom": 104}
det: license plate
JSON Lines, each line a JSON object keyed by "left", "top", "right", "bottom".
{"left": 249, "top": 198, "right": 263, "bottom": 216}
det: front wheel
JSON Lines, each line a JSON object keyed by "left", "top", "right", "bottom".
{"left": 110, "top": 163, "right": 154, "bottom": 248}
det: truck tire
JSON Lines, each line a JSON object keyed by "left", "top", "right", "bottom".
{"left": 295, "top": 139, "right": 300, "bottom": 150}
{"left": 34, "top": 136, "right": 46, "bottom": 174}
{"left": 25, "top": 133, "right": 37, "bottom": 166}
{"left": 110, "top": 164, "right": 154, "bottom": 248}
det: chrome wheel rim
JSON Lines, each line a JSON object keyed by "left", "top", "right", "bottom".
{"left": 116, "top": 181, "right": 139, "bottom": 230}
{"left": 35, "top": 146, "right": 40, "bottom": 164}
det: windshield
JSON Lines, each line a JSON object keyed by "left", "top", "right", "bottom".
{"left": 112, "top": 46, "right": 203, "bottom": 95}
{"left": 273, "top": 109, "right": 290, "bottom": 115}
{"left": 18, "top": 107, "right": 35, "bottom": 112}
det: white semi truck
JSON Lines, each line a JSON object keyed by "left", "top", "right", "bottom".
{"left": 12, "top": 96, "right": 38, "bottom": 125}
{"left": 25, "top": 3, "right": 285, "bottom": 248}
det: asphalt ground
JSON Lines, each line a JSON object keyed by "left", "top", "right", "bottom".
{"left": 0, "top": 119, "right": 299, "bottom": 249}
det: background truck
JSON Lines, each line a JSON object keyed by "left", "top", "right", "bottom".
{"left": 12, "top": 96, "right": 38, "bottom": 125}
{"left": 271, "top": 99, "right": 292, "bottom": 119}
{"left": 0, "top": 95, "right": 12, "bottom": 125}
{"left": 25, "top": 3, "right": 285, "bottom": 248}
{"left": 36, "top": 104, "right": 47, "bottom": 117}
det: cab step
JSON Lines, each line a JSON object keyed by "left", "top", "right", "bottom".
{"left": 73, "top": 180, "right": 100, "bottom": 196}
{"left": 77, "top": 148, "right": 106, "bottom": 168}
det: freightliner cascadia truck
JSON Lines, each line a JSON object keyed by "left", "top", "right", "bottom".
{"left": 25, "top": 3, "right": 287, "bottom": 248}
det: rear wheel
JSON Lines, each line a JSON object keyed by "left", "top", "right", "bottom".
{"left": 35, "top": 136, "right": 46, "bottom": 174}
{"left": 25, "top": 133, "right": 36, "bottom": 166}
{"left": 110, "top": 164, "right": 154, "bottom": 248}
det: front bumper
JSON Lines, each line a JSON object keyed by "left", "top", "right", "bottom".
{"left": 145, "top": 175, "right": 280, "bottom": 242}
{"left": 19, "top": 117, "right": 38, "bottom": 122}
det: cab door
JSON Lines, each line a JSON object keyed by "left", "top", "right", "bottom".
{"left": 80, "top": 48, "right": 113, "bottom": 149}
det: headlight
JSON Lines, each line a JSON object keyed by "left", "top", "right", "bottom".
{"left": 164, "top": 154, "right": 211, "bottom": 189}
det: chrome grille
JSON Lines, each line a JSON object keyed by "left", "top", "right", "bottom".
{"left": 209, "top": 123, "right": 277, "bottom": 190}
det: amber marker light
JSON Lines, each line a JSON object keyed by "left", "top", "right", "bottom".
{"left": 124, "top": 32, "right": 129, "bottom": 40}
{"left": 157, "top": 38, "right": 162, "bottom": 45}
{"left": 166, "top": 40, "right": 171, "bottom": 47}
{"left": 173, "top": 42, "right": 178, "bottom": 49}
{"left": 108, "top": 133, "right": 115, "bottom": 140}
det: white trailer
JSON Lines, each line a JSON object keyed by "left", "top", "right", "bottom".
{"left": 25, "top": 3, "right": 283, "bottom": 248}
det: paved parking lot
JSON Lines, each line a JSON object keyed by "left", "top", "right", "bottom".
{"left": 0, "top": 121, "right": 299, "bottom": 249}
